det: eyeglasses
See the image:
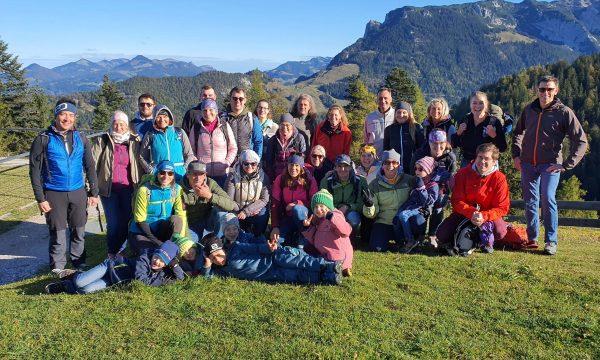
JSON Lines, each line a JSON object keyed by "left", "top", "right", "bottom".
{"left": 311, "top": 154, "right": 324, "bottom": 159}
{"left": 231, "top": 97, "right": 245, "bottom": 102}
{"left": 538, "top": 88, "right": 556, "bottom": 93}
{"left": 242, "top": 162, "right": 257, "bottom": 167}
{"left": 383, "top": 161, "right": 398, "bottom": 166}
{"left": 159, "top": 171, "right": 174, "bottom": 176}
{"left": 139, "top": 102, "right": 154, "bottom": 107}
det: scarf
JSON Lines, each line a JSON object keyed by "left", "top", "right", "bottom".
{"left": 109, "top": 129, "right": 131, "bottom": 144}
{"left": 321, "top": 120, "right": 342, "bottom": 137}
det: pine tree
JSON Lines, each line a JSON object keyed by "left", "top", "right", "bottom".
{"left": 246, "top": 69, "right": 269, "bottom": 113}
{"left": 344, "top": 75, "right": 377, "bottom": 157}
{"left": 383, "top": 67, "right": 427, "bottom": 121}
{"left": 556, "top": 175, "right": 595, "bottom": 219}
{"left": 92, "top": 74, "right": 125, "bottom": 130}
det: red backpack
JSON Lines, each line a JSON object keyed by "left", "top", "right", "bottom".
{"left": 496, "top": 224, "right": 536, "bottom": 249}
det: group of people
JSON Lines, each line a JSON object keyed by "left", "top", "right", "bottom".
{"left": 32, "top": 75, "right": 588, "bottom": 295}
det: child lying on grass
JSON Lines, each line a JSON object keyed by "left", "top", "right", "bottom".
{"left": 45, "top": 240, "right": 185, "bottom": 294}
{"left": 196, "top": 233, "right": 343, "bottom": 285}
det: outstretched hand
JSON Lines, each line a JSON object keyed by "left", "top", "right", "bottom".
{"left": 303, "top": 214, "right": 314, "bottom": 227}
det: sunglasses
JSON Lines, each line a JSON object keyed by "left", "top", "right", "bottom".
{"left": 231, "top": 96, "right": 245, "bottom": 102}
{"left": 159, "top": 171, "right": 174, "bottom": 176}
{"left": 242, "top": 162, "right": 257, "bottom": 167}
{"left": 538, "top": 87, "right": 556, "bottom": 93}
{"left": 383, "top": 160, "right": 398, "bottom": 166}
{"left": 139, "top": 102, "right": 154, "bottom": 107}
{"left": 311, "top": 154, "right": 324, "bottom": 159}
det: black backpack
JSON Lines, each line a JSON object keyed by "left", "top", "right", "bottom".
{"left": 447, "top": 218, "right": 480, "bottom": 257}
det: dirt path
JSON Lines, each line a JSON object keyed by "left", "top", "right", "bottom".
{"left": 0, "top": 209, "right": 103, "bottom": 285}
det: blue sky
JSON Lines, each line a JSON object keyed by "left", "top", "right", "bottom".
{"left": 2, "top": 0, "right": 521, "bottom": 72}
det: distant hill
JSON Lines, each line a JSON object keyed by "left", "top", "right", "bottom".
{"left": 265, "top": 57, "right": 331, "bottom": 84}
{"left": 325, "top": 0, "right": 600, "bottom": 102}
{"left": 25, "top": 56, "right": 216, "bottom": 94}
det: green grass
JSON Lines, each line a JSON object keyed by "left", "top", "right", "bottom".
{"left": 0, "top": 165, "right": 38, "bottom": 234}
{"left": 1, "top": 227, "right": 599, "bottom": 359}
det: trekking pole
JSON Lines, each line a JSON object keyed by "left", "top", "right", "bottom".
{"left": 97, "top": 204, "right": 104, "bottom": 232}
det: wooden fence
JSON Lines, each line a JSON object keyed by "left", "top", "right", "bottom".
{"left": 507, "top": 200, "right": 600, "bottom": 228}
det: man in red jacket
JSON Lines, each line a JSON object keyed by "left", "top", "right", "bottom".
{"left": 436, "top": 143, "right": 510, "bottom": 253}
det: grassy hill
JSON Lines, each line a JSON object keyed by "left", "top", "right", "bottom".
{"left": 1, "top": 227, "right": 598, "bottom": 358}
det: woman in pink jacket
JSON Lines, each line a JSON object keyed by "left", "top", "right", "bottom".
{"left": 270, "top": 155, "right": 318, "bottom": 247}
{"left": 302, "top": 189, "right": 353, "bottom": 276}
{"left": 189, "top": 98, "right": 238, "bottom": 187}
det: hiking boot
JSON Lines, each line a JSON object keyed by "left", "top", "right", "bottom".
{"left": 400, "top": 240, "right": 418, "bottom": 254}
{"left": 50, "top": 268, "right": 64, "bottom": 277}
{"left": 527, "top": 239, "right": 538, "bottom": 248}
{"left": 543, "top": 242, "right": 557, "bottom": 255}
{"left": 45, "top": 281, "right": 68, "bottom": 294}
{"left": 481, "top": 245, "right": 494, "bottom": 254}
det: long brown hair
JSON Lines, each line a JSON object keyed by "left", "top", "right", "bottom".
{"left": 281, "top": 164, "right": 310, "bottom": 191}
{"left": 326, "top": 105, "right": 349, "bottom": 126}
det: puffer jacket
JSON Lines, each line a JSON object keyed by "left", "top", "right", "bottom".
{"left": 225, "top": 164, "right": 270, "bottom": 216}
{"left": 363, "top": 170, "right": 416, "bottom": 225}
{"left": 189, "top": 116, "right": 237, "bottom": 177}
{"left": 264, "top": 128, "right": 306, "bottom": 180}
{"left": 302, "top": 209, "right": 353, "bottom": 270}
{"left": 451, "top": 163, "right": 510, "bottom": 222}
{"left": 512, "top": 98, "right": 588, "bottom": 170}
{"left": 221, "top": 110, "right": 263, "bottom": 157}
{"left": 92, "top": 132, "right": 143, "bottom": 197}
{"left": 134, "top": 249, "right": 185, "bottom": 286}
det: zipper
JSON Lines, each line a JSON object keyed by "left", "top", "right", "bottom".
{"left": 533, "top": 111, "right": 543, "bottom": 165}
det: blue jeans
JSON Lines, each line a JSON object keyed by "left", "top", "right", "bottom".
{"left": 394, "top": 208, "right": 422, "bottom": 241}
{"left": 72, "top": 259, "right": 112, "bottom": 294}
{"left": 100, "top": 187, "right": 133, "bottom": 255}
{"left": 188, "top": 208, "right": 228, "bottom": 242}
{"left": 521, "top": 162, "right": 561, "bottom": 243}
{"left": 278, "top": 205, "right": 309, "bottom": 247}
{"left": 345, "top": 210, "right": 361, "bottom": 230}
{"left": 240, "top": 207, "right": 269, "bottom": 236}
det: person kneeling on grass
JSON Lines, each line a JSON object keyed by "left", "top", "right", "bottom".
{"left": 198, "top": 233, "right": 343, "bottom": 285}
{"left": 45, "top": 240, "right": 185, "bottom": 294}
{"left": 301, "top": 189, "right": 354, "bottom": 277}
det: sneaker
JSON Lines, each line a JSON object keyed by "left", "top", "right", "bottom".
{"left": 428, "top": 236, "right": 439, "bottom": 249}
{"left": 543, "top": 242, "right": 557, "bottom": 255}
{"left": 50, "top": 268, "right": 64, "bottom": 277}
{"left": 482, "top": 245, "right": 494, "bottom": 254}
{"left": 527, "top": 239, "right": 539, "bottom": 248}
{"left": 400, "top": 240, "right": 418, "bottom": 254}
{"left": 45, "top": 281, "right": 68, "bottom": 294}
{"left": 51, "top": 268, "right": 78, "bottom": 279}
{"left": 342, "top": 268, "right": 352, "bottom": 277}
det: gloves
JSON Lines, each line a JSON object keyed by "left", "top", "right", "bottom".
{"left": 362, "top": 188, "right": 374, "bottom": 207}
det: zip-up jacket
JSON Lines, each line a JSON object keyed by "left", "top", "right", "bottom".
{"left": 189, "top": 116, "right": 237, "bottom": 177}
{"left": 129, "top": 177, "right": 186, "bottom": 235}
{"left": 221, "top": 110, "right": 263, "bottom": 157}
{"left": 383, "top": 122, "right": 426, "bottom": 173}
{"left": 312, "top": 121, "right": 352, "bottom": 163}
{"left": 512, "top": 98, "right": 588, "bottom": 170}
{"left": 452, "top": 113, "right": 507, "bottom": 162}
{"left": 92, "top": 133, "right": 143, "bottom": 197}
{"left": 264, "top": 128, "right": 306, "bottom": 181}
{"left": 363, "top": 170, "right": 416, "bottom": 225}
{"left": 422, "top": 117, "right": 456, "bottom": 146}
{"left": 364, "top": 107, "right": 395, "bottom": 157}
{"left": 320, "top": 171, "right": 368, "bottom": 213}
{"left": 271, "top": 173, "right": 318, "bottom": 228}
{"left": 302, "top": 209, "right": 354, "bottom": 270}
{"left": 180, "top": 176, "right": 235, "bottom": 225}
{"left": 225, "top": 164, "right": 270, "bottom": 217}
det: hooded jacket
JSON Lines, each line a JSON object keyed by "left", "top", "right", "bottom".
{"left": 512, "top": 98, "right": 588, "bottom": 170}
{"left": 189, "top": 114, "right": 238, "bottom": 178}
{"left": 302, "top": 209, "right": 353, "bottom": 270}
{"left": 363, "top": 170, "right": 416, "bottom": 225}
{"left": 139, "top": 105, "right": 196, "bottom": 179}
{"left": 312, "top": 120, "right": 352, "bottom": 163}
{"left": 225, "top": 163, "right": 270, "bottom": 216}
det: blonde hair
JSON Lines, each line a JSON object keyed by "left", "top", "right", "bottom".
{"left": 427, "top": 98, "right": 450, "bottom": 121}
{"left": 326, "top": 105, "right": 348, "bottom": 126}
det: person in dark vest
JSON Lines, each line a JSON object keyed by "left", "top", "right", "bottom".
{"left": 29, "top": 98, "right": 99, "bottom": 275}
{"left": 181, "top": 85, "right": 217, "bottom": 136}
{"left": 220, "top": 87, "right": 263, "bottom": 158}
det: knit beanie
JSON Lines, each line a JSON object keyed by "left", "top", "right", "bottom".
{"left": 171, "top": 234, "right": 196, "bottom": 257}
{"left": 381, "top": 149, "right": 401, "bottom": 163}
{"left": 396, "top": 101, "right": 413, "bottom": 113}
{"left": 221, "top": 212, "right": 240, "bottom": 230}
{"left": 311, "top": 189, "right": 335, "bottom": 211}
{"left": 415, "top": 156, "right": 436, "bottom": 175}
{"left": 288, "top": 154, "right": 304, "bottom": 167}
{"left": 154, "top": 240, "right": 179, "bottom": 265}
{"left": 428, "top": 129, "right": 447, "bottom": 143}
{"left": 202, "top": 233, "right": 224, "bottom": 257}
{"left": 240, "top": 149, "right": 260, "bottom": 164}
{"left": 279, "top": 113, "right": 295, "bottom": 125}
{"left": 111, "top": 110, "right": 129, "bottom": 125}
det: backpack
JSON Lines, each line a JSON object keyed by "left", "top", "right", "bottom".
{"left": 495, "top": 223, "right": 533, "bottom": 249}
{"left": 448, "top": 218, "right": 480, "bottom": 256}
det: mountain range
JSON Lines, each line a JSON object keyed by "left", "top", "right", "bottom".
{"left": 265, "top": 57, "right": 332, "bottom": 84}
{"left": 24, "top": 55, "right": 216, "bottom": 94}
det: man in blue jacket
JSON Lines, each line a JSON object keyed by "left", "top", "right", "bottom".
{"left": 29, "top": 98, "right": 99, "bottom": 275}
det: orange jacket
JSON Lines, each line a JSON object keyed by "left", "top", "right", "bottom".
{"left": 312, "top": 121, "right": 352, "bottom": 163}
{"left": 450, "top": 165, "right": 510, "bottom": 222}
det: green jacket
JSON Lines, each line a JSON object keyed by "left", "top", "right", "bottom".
{"left": 320, "top": 171, "right": 368, "bottom": 213}
{"left": 363, "top": 171, "right": 415, "bottom": 225}
{"left": 180, "top": 176, "right": 235, "bottom": 224}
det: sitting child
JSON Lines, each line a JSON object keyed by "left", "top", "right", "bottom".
{"left": 200, "top": 233, "right": 343, "bottom": 285}
{"left": 221, "top": 213, "right": 265, "bottom": 245}
{"left": 301, "top": 189, "right": 354, "bottom": 277}
{"left": 394, "top": 156, "right": 440, "bottom": 254}
{"left": 45, "top": 240, "right": 185, "bottom": 294}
